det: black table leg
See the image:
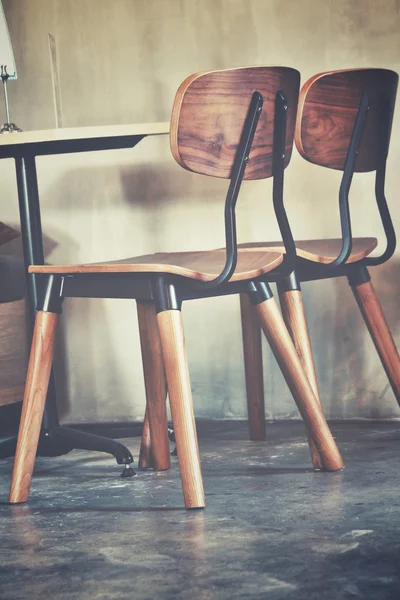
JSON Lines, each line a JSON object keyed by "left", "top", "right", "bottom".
{"left": 0, "top": 153, "right": 134, "bottom": 473}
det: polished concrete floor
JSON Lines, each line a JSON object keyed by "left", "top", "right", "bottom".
{"left": 1, "top": 421, "right": 400, "bottom": 600}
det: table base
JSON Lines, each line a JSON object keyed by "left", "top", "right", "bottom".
{"left": 0, "top": 426, "right": 135, "bottom": 476}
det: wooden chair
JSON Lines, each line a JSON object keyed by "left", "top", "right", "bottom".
{"left": 9, "top": 67, "right": 344, "bottom": 510}
{"left": 234, "top": 68, "right": 398, "bottom": 465}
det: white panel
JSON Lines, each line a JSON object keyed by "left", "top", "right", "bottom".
{"left": 0, "top": 0, "right": 16, "bottom": 79}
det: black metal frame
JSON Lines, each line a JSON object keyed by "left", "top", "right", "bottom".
{"left": 0, "top": 135, "right": 146, "bottom": 160}
{"left": 276, "top": 91, "right": 396, "bottom": 293}
{"left": 363, "top": 93, "right": 396, "bottom": 267}
{"left": 188, "top": 91, "right": 263, "bottom": 291}
{"left": 271, "top": 91, "right": 297, "bottom": 278}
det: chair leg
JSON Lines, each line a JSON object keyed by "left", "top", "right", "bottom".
{"left": 137, "top": 302, "right": 170, "bottom": 471}
{"left": 157, "top": 309, "right": 205, "bottom": 509}
{"left": 279, "top": 288, "right": 324, "bottom": 470}
{"left": 9, "top": 311, "right": 59, "bottom": 504}
{"left": 138, "top": 405, "right": 153, "bottom": 468}
{"left": 240, "top": 293, "right": 265, "bottom": 441}
{"left": 351, "top": 279, "right": 400, "bottom": 407}
{"left": 255, "top": 296, "right": 344, "bottom": 471}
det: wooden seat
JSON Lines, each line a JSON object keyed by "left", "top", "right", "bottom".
{"left": 29, "top": 249, "right": 284, "bottom": 281}
{"left": 239, "top": 69, "right": 400, "bottom": 453}
{"left": 238, "top": 237, "right": 377, "bottom": 264}
{"left": 9, "top": 66, "right": 344, "bottom": 510}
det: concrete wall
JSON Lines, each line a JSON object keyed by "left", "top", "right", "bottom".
{"left": 1, "top": 0, "right": 400, "bottom": 422}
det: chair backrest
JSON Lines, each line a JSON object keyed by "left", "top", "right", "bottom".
{"left": 170, "top": 66, "right": 300, "bottom": 180}
{"left": 295, "top": 68, "right": 398, "bottom": 172}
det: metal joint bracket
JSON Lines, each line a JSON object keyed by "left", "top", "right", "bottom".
{"left": 39, "top": 274, "right": 64, "bottom": 313}
{"left": 152, "top": 276, "right": 181, "bottom": 313}
{"left": 247, "top": 280, "right": 273, "bottom": 305}
{"left": 277, "top": 271, "right": 301, "bottom": 293}
{"left": 347, "top": 266, "right": 371, "bottom": 287}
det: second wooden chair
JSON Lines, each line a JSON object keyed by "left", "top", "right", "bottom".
{"left": 237, "top": 68, "right": 399, "bottom": 463}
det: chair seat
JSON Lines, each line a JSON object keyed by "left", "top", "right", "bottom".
{"left": 29, "top": 249, "right": 284, "bottom": 282}
{"left": 237, "top": 237, "right": 377, "bottom": 264}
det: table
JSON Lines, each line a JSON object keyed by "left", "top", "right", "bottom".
{"left": 0, "top": 122, "right": 170, "bottom": 466}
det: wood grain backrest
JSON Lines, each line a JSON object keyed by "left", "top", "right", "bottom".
{"left": 170, "top": 67, "right": 300, "bottom": 180}
{"left": 295, "top": 69, "right": 398, "bottom": 172}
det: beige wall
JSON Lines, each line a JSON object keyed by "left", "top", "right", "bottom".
{"left": 2, "top": 0, "right": 400, "bottom": 422}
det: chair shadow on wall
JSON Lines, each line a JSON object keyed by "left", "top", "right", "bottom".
{"left": 119, "top": 161, "right": 228, "bottom": 252}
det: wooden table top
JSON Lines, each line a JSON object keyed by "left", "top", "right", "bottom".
{"left": 0, "top": 122, "right": 170, "bottom": 158}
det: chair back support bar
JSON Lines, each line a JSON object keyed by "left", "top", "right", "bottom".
{"left": 272, "top": 91, "right": 297, "bottom": 276}
{"left": 296, "top": 68, "right": 398, "bottom": 172}
{"left": 170, "top": 66, "right": 300, "bottom": 180}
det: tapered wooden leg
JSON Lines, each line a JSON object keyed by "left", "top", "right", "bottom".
{"left": 137, "top": 302, "right": 170, "bottom": 470}
{"left": 351, "top": 280, "right": 400, "bottom": 407}
{"left": 279, "top": 290, "right": 324, "bottom": 470}
{"left": 138, "top": 405, "right": 153, "bottom": 468}
{"left": 255, "top": 297, "right": 344, "bottom": 471}
{"left": 157, "top": 309, "right": 205, "bottom": 509}
{"left": 9, "top": 311, "right": 58, "bottom": 504}
{"left": 240, "top": 293, "right": 265, "bottom": 441}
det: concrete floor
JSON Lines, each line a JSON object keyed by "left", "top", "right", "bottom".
{"left": 1, "top": 421, "right": 400, "bottom": 600}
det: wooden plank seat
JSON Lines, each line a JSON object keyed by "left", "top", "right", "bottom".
{"left": 237, "top": 237, "right": 377, "bottom": 264}
{"left": 28, "top": 249, "right": 284, "bottom": 280}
